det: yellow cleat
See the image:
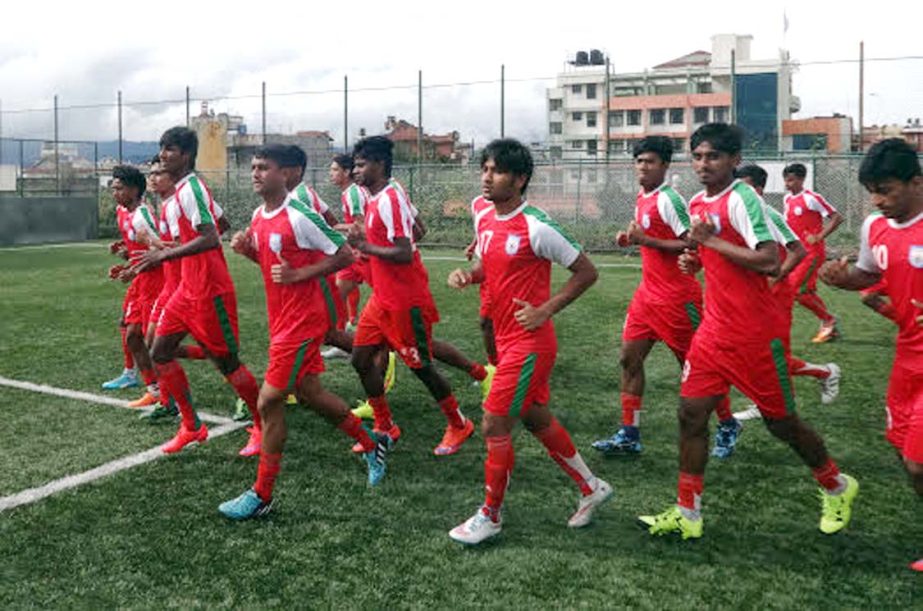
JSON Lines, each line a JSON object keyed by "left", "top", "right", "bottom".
{"left": 384, "top": 351, "right": 397, "bottom": 393}
{"left": 819, "top": 474, "right": 858, "bottom": 534}
{"left": 285, "top": 394, "right": 298, "bottom": 406}
{"left": 352, "top": 400, "right": 374, "bottom": 420}
{"left": 637, "top": 506, "right": 703, "bottom": 540}
{"left": 480, "top": 364, "right": 496, "bottom": 403}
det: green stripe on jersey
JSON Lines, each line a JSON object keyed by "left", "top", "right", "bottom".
{"left": 522, "top": 206, "right": 582, "bottom": 251}
{"left": 765, "top": 206, "right": 797, "bottom": 244}
{"left": 347, "top": 185, "right": 363, "bottom": 215}
{"left": 139, "top": 206, "right": 158, "bottom": 233}
{"left": 510, "top": 354, "right": 537, "bottom": 418}
{"left": 733, "top": 182, "right": 772, "bottom": 244}
{"left": 662, "top": 186, "right": 691, "bottom": 230}
{"left": 288, "top": 199, "right": 346, "bottom": 248}
{"left": 188, "top": 176, "right": 215, "bottom": 226}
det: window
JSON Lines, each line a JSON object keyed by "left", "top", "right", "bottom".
{"left": 587, "top": 140, "right": 598, "bottom": 155}
{"left": 693, "top": 107, "right": 709, "bottom": 123}
{"left": 549, "top": 146, "right": 563, "bottom": 160}
{"left": 549, "top": 98, "right": 563, "bottom": 111}
{"left": 587, "top": 169, "right": 598, "bottom": 183}
{"left": 550, "top": 122, "right": 562, "bottom": 135}
{"left": 672, "top": 138, "right": 685, "bottom": 153}
{"left": 571, "top": 84, "right": 582, "bottom": 94}
{"left": 608, "top": 139, "right": 625, "bottom": 154}
{"left": 650, "top": 109, "right": 665, "bottom": 125}
{"left": 572, "top": 112, "right": 583, "bottom": 121}
{"left": 586, "top": 83, "right": 597, "bottom": 99}
{"left": 586, "top": 112, "right": 597, "bottom": 127}
{"left": 570, "top": 140, "right": 584, "bottom": 149}
{"left": 696, "top": 82, "right": 713, "bottom": 94}
{"left": 714, "top": 106, "right": 729, "bottom": 123}
{"left": 669, "top": 108, "right": 684, "bottom": 124}
{"left": 609, "top": 111, "right": 624, "bottom": 127}
{"left": 627, "top": 110, "right": 642, "bottom": 126}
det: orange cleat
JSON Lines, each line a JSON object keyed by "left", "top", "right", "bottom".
{"left": 911, "top": 558, "right": 923, "bottom": 572}
{"left": 127, "top": 392, "right": 159, "bottom": 408}
{"left": 811, "top": 320, "right": 840, "bottom": 343}
{"left": 161, "top": 423, "right": 208, "bottom": 454}
{"left": 238, "top": 426, "right": 262, "bottom": 457}
{"left": 434, "top": 418, "right": 475, "bottom": 456}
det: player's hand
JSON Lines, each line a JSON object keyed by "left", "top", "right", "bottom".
{"left": 108, "top": 264, "right": 126, "bottom": 280}
{"left": 805, "top": 233, "right": 819, "bottom": 245}
{"left": 688, "top": 215, "right": 715, "bottom": 244}
{"left": 818, "top": 256, "right": 850, "bottom": 287}
{"left": 230, "top": 229, "right": 252, "bottom": 255}
{"left": 447, "top": 268, "right": 473, "bottom": 289}
{"left": 118, "top": 266, "right": 136, "bottom": 283}
{"left": 347, "top": 222, "right": 366, "bottom": 249}
{"left": 271, "top": 254, "right": 298, "bottom": 284}
{"left": 625, "top": 220, "right": 646, "bottom": 246}
{"left": 108, "top": 240, "right": 124, "bottom": 255}
{"left": 512, "top": 298, "right": 549, "bottom": 331}
{"left": 131, "top": 248, "right": 167, "bottom": 273}
{"left": 678, "top": 248, "right": 702, "bottom": 275}
{"left": 464, "top": 240, "right": 477, "bottom": 261}
{"left": 615, "top": 231, "right": 630, "bottom": 248}
{"left": 912, "top": 299, "right": 923, "bottom": 327}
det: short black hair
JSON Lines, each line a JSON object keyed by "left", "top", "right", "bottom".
{"left": 253, "top": 143, "right": 303, "bottom": 169}
{"left": 333, "top": 153, "right": 354, "bottom": 173}
{"left": 112, "top": 165, "right": 146, "bottom": 197}
{"left": 353, "top": 136, "right": 394, "bottom": 177}
{"left": 480, "top": 138, "right": 534, "bottom": 195}
{"left": 633, "top": 136, "right": 673, "bottom": 164}
{"left": 149, "top": 154, "right": 162, "bottom": 166}
{"left": 690, "top": 123, "right": 743, "bottom": 155}
{"left": 859, "top": 138, "right": 922, "bottom": 186}
{"left": 783, "top": 163, "right": 807, "bottom": 178}
{"left": 734, "top": 164, "right": 768, "bottom": 190}
{"left": 159, "top": 126, "right": 198, "bottom": 167}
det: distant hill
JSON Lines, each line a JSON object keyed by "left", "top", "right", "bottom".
{"left": 0, "top": 140, "right": 159, "bottom": 166}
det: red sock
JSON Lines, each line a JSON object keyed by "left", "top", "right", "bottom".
{"left": 621, "top": 393, "right": 642, "bottom": 427}
{"left": 369, "top": 395, "right": 394, "bottom": 431}
{"left": 487, "top": 353, "right": 498, "bottom": 367}
{"left": 797, "top": 292, "right": 834, "bottom": 323}
{"left": 338, "top": 414, "right": 375, "bottom": 452}
{"left": 790, "top": 358, "right": 831, "bottom": 379}
{"left": 812, "top": 458, "right": 842, "bottom": 492}
{"left": 677, "top": 472, "right": 704, "bottom": 513}
{"left": 120, "top": 327, "right": 134, "bottom": 369}
{"left": 226, "top": 366, "right": 261, "bottom": 431}
{"left": 139, "top": 367, "right": 157, "bottom": 387}
{"left": 347, "top": 289, "right": 360, "bottom": 325}
{"left": 439, "top": 395, "right": 466, "bottom": 429}
{"left": 253, "top": 451, "right": 282, "bottom": 502}
{"left": 715, "top": 396, "right": 733, "bottom": 421}
{"left": 180, "top": 344, "right": 207, "bottom": 360}
{"left": 483, "top": 435, "right": 514, "bottom": 522}
{"left": 534, "top": 417, "right": 595, "bottom": 495}
{"left": 155, "top": 360, "right": 200, "bottom": 429}
{"left": 468, "top": 363, "right": 487, "bottom": 382}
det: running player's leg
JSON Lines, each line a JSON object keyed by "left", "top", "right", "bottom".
{"left": 431, "top": 338, "right": 490, "bottom": 385}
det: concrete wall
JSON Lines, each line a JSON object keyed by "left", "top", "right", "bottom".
{"left": 0, "top": 196, "right": 98, "bottom": 246}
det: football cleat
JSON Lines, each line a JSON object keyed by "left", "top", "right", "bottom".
{"left": 434, "top": 418, "right": 475, "bottom": 456}
{"left": 218, "top": 488, "right": 273, "bottom": 520}
{"left": 637, "top": 506, "right": 703, "bottom": 540}
{"left": 101, "top": 369, "right": 139, "bottom": 390}
{"left": 127, "top": 392, "right": 158, "bottom": 408}
{"left": 819, "top": 363, "right": 841, "bottom": 405}
{"left": 449, "top": 507, "right": 502, "bottom": 545}
{"left": 161, "top": 423, "right": 208, "bottom": 454}
{"left": 711, "top": 418, "right": 743, "bottom": 459}
{"left": 819, "top": 474, "right": 858, "bottom": 534}
{"left": 238, "top": 426, "right": 262, "bottom": 457}
{"left": 591, "top": 427, "right": 642, "bottom": 455}
{"left": 384, "top": 351, "right": 397, "bottom": 394}
{"left": 568, "top": 478, "right": 613, "bottom": 528}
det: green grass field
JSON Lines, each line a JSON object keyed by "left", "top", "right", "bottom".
{"left": 0, "top": 242, "right": 919, "bottom": 608}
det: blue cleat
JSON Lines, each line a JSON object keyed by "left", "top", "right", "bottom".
{"left": 591, "top": 427, "right": 642, "bottom": 455}
{"left": 218, "top": 488, "right": 273, "bottom": 521}
{"left": 101, "top": 369, "right": 139, "bottom": 390}
{"left": 712, "top": 418, "right": 743, "bottom": 459}
{"left": 364, "top": 432, "right": 390, "bottom": 486}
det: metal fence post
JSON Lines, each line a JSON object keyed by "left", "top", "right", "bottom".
{"left": 18, "top": 139, "right": 24, "bottom": 196}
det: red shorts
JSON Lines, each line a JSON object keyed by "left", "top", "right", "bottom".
{"left": 353, "top": 296, "right": 439, "bottom": 369}
{"left": 787, "top": 249, "right": 823, "bottom": 295}
{"left": 150, "top": 284, "right": 178, "bottom": 330}
{"left": 264, "top": 336, "right": 325, "bottom": 391}
{"left": 123, "top": 281, "right": 158, "bottom": 328}
{"left": 319, "top": 275, "right": 347, "bottom": 331}
{"left": 860, "top": 278, "right": 889, "bottom": 299}
{"left": 622, "top": 291, "right": 702, "bottom": 359}
{"left": 681, "top": 332, "right": 796, "bottom": 420}
{"left": 885, "top": 359, "right": 923, "bottom": 463}
{"left": 336, "top": 255, "right": 369, "bottom": 285}
{"left": 156, "top": 290, "right": 240, "bottom": 358}
{"left": 483, "top": 341, "right": 557, "bottom": 418}
{"left": 478, "top": 284, "right": 492, "bottom": 319}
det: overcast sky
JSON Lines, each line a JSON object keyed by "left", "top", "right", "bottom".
{"left": 1, "top": 0, "right": 921, "bottom": 146}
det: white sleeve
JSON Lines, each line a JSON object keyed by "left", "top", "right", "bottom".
{"left": 764, "top": 206, "right": 799, "bottom": 246}
{"left": 287, "top": 206, "right": 345, "bottom": 255}
{"left": 856, "top": 215, "right": 880, "bottom": 273}
{"left": 526, "top": 213, "right": 581, "bottom": 268}
{"left": 656, "top": 190, "right": 691, "bottom": 238}
{"left": 805, "top": 192, "right": 835, "bottom": 218}
{"left": 727, "top": 190, "right": 775, "bottom": 249}
{"left": 177, "top": 180, "right": 215, "bottom": 227}
{"left": 313, "top": 192, "right": 330, "bottom": 215}
{"left": 212, "top": 201, "right": 225, "bottom": 220}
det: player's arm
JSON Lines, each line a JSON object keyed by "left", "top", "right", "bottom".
{"left": 133, "top": 223, "right": 220, "bottom": 272}
{"left": 619, "top": 220, "right": 690, "bottom": 254}
{"left": 352, "top": 234, "right": 413, "bottom": 264}
{"left": 230, "top": 227, "right": 258, "bottom": 263}
{"left": 448, "top": 258, "right": 485, "bottom": 289}
{"left": 690, "top": 216, "right": 779, "bottom": 275}
{"left": 820, "top": 214, "right": 882, "bottom": 290}
{"left": 322, "top": 210, "right": 339, "bottom": 229}
{"left": 217, "top": 215, "right": 231, "bottom": 235}
{"left": 513, "top": 253, "right": 598, "bottom": 331}
{"left": 622, "top": 191, "right": 693, "bottom": 254}
{"left": 816, "top": 210, "right": 844, "bottom": 242}
{"left": 776, "top": 240, "right": 806, "bottom": 282}
{"left": 274, "top": 209, "right": 354, "bottom": 283}
{"left": 273, "top": 244, "right": 354, "bottom": 284}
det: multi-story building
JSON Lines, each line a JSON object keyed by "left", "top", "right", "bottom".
{"left": 547, "top": 34, "right": 799, "bottom": 159}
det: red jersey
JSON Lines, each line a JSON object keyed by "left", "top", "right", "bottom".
{"left": 158, "top": 194, "right": 181, "bottom": 294}
{"left": 249, "top": 195, "right": 347, "bottom": 343}
{"left": 635, "top": 183, "right": 701, "bottom": 303}
{"left": 857, "top": 211, "right": 923, "bottom": 361}
{"left": 688, "top": 180, "right": 779, "bottom": 344}
{"left": 173, "top": 173, "right": 235, "bottom": 301}
{"left": 118, "top": 202, "right": 163, "bottom": 296}
{"left": 291, "top": 183, "right": 330, "bottom": 217}
{"left": 341, "top": 183, "right": 369, "bottom": 224}
{"left": 364, "top": 183, "right": 435, "bottom": 311}
{"left": 784, "top": 189, "right": 836, "bottom": 248}
{"left": 475, "top": 202, "right": 582, "bottom": 351}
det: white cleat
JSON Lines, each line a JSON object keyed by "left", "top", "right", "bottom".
{"left": 321, "top": 346, "right": 350, "bottom": 360}
{"left": 568, "top": 478, "right": 613, "bottom": 528}
{"left": 820, "top": 363, "right": 841, "bottom": 405}
{"left": 449, "top": 508, "right": 502, "bottom": 545}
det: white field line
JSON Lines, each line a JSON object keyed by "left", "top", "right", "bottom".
{"left": 0, "top": 420, "right": 247, "bottom": 513}
{"left": 0, "top": 376, "right": 232, "bottom": 425}
{"left": 0, "top": 242, "right": 104, "bottom": 252}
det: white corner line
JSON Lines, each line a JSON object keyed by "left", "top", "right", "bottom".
{"left": 0, "top": 375, "right": 233, "bottom": 425}
{"left": 0, "top": 420, "right": 248, "bottom": 513}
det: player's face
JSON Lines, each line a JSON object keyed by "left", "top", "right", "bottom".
{"left": 330, "top": 161, "right": 349, "bottom": 186}
{"left": 691, "top": 142, "right": 738, "bottom": 188}
{"left": 783, "top": 173, "right": 804, "bottom": 194}
{"left": 159, "top": 145, "right": 186, "bottom": 176}
{"left": 634, "top": 151, "right": 667, "bottom": 189}
{"left": 251, "top": 157, "right": 286, "bottom": 197}
{"left": 865, "top": 177, "right": 921, "bottom": 221}
{"left": 480, "top": 158, "right": 524, "bottom": 203}
{"left": 110, "top": 178, "right": 135, "bottom": 206}
{"left": 353, "top": 156, "right": 380, "bottom": 187}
